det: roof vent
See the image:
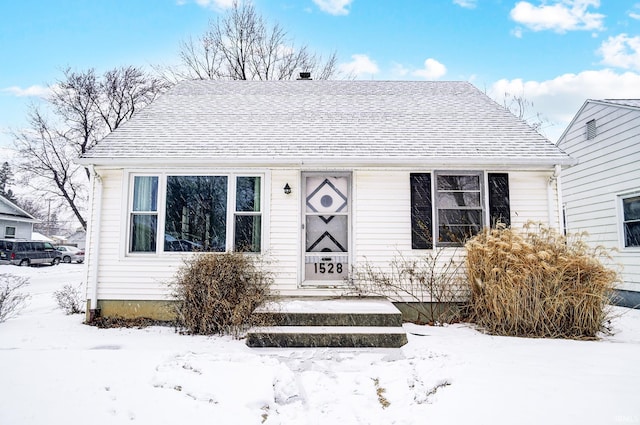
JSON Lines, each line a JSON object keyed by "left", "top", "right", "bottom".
{"left": 297, "top": 72, "right": 312, "bottom": 80}
{"left": 586, "top": 119, "right": 597, "bottom": 140}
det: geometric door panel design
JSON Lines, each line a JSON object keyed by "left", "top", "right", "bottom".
{"left": 306, "top": 177, "right": 348, "bottom": 214}
{"left": 306, "top": 216, "right": 348, "bottom": 252}
{"left": 303, "top": 174, "right": 350, "bottom": 283}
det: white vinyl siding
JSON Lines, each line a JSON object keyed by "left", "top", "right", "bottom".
{"left": 86, "top": 167, "right": 559, "bottom": 301}
{"left": 558, "top": 101, "right": 640, "bottom": 292}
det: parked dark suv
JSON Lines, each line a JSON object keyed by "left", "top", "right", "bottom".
{"left": 0, "top": 239, "right": 62, "bottom": 266}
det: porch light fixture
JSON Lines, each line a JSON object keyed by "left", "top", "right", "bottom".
{"left": 283, "top": 183, "right": 292, "bottom": 195}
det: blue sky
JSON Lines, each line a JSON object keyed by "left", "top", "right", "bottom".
{"left": 1, "top": 0, "right": 640, "bottom": 149}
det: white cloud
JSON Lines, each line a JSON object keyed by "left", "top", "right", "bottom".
{"left": 412, "top": 58, "right": 447, "bottom": 80}
{"left": 390, "top": 63, "right": 410, "bottom": 78}
{"left": 489, "top": 69, "right": 640, "bottom": 141}
{"left": 186, "top": 0, "right": 234, "bottom": 9}
{"left": 338, "top": 54, "right": 379, "bottom": 78}
{"left": 312, "top": 0, "right": 352, "bottom": 15}
{"left": 630, "top": 3, "right": 640, "bottom": 20}
{"left": 510, "top": 0, "right": 605, "bottom": 33}
{"left": 1, "top": 85, "right": 50, "bottom": 97}
{"left": 598, "top": 34, "right": 640, "bottom": 71}
{"left": 453, "top": 0, "right": 477, "bottom": 8}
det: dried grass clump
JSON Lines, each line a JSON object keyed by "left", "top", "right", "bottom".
{"left": 172, "top": 252, "right": 273, "bottom": 337}
{"left": 465, "top": 222, "right": 618, "bottom": 339}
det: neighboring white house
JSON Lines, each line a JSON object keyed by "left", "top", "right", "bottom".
{"left": 0, "top": 194, "right": 38, "bottom": 240}
{"left": 77, "top": 79, "right": 574, "bottom": 320}
{"left": 557, "top": 99, "right": 640, "bottom": 308}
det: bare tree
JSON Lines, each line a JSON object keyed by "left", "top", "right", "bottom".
{"left": 13, "top": 66, "right": 169, "bottom": 230}
{"left": 49, "top": 66, "right": 169, "bottom": 160}
{"left": 160, "top": 1, "right": 338, "bottom": 81}
{"left": 14, "top": 109, "right": 88, "bottom": 229}
{"left": 502, "top": 91, "right": 551, "bottom": 135}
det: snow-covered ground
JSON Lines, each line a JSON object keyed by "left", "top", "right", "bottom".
{"left": 1, "top": 265, "right": 639, "bottom": 425}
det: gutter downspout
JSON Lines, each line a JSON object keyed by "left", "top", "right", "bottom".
{"left": 547, "top": 165, "right": 563, "bottom": 232}
{"left": 86, "top": 165, "right": 103, "bottom": 321}
{"left": 554, "top": 164, "right": 564, "bottom": 235}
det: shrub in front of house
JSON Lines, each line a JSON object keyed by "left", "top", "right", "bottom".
{"left": 465, "top": 223, "right": 618, "bottom": 339}
{"left": 349, "top": 250, "right": 466, "bottom": 325}
{"left": 172, "top": 252, "right": 273, "bottom": 337}
{"left": 53, "top": 283, "right": 85, "bottom": 315}
{"left": 0, "top": 273, "right": 29, "bottom": 323}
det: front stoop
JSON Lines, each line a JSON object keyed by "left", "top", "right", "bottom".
{"left": 245, "top": 297, "right": 408, "bottom": 348}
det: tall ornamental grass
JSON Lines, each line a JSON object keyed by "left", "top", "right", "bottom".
{"left": 465, "top": 223, "right": 618, "bottom": 339}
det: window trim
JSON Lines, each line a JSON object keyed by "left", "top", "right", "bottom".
{"left": 434, "top": 170, "right": 485, "bottom": 247}
{"left": 411, "top": 170, "right": 511, "bottom": 249}
{"left": 617, "top": 191, "right": 640, "bottom": 251}
{"left": 125, "top": 171, "right": 266, "bottom": 257}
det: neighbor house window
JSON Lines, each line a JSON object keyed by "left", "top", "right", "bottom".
{"left": 622, "top": 195, "right": 640, "bottom": 248}
{"left": 410, "top": 171, "right": 510, "bottom": 248}
{"left": 4, "top": 226, "right": 16, "bottom": 239}
{"left": 130, "top": 176, "right": 158, "bottom": 252}
{"left": 129, "top": 173, "right": 262, "bottom": 254}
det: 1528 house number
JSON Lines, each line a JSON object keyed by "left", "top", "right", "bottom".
{"left": 313, "top": 262, "right": 344, "bottom": 274}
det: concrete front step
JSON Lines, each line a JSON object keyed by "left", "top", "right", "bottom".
{"left": 246, "top": 326, "right": 408, "bottom": 348}
{"left": 246, "top": 297, "right": 408, "bottom": 348}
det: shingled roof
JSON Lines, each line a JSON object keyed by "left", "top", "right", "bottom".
{"left": 79, "top": 80, "right": 573, "bottom": 167}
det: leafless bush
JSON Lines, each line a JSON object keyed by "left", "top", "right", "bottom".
{"left": 53, "top": 283, "right": 85, "bottom": 315}
{"left": 349, "top": 250, "right": 466, "bottom": 325}
{"left": 0, "top": 273, "right": 30, "bottom": 323}
{"left": 465, "top": 222, "right": 618, "bottom": 339}
{"left": 172, "top": 252, "right": 274, "bottom": 337}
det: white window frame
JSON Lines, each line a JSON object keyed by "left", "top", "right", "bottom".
{"left": 617, "top": 191, "right": 640, "bottom": 251}
{"left": 125, "top": 171, "right": 266, "bottom": 257}
{"left": 128, "top": 175, "right": 160, "bottom": 253}
{"left": 434, "top": 170, "right": 485, "bottom": 247}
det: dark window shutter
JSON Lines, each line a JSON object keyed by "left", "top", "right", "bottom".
{"left": 410, "top": 173, "right": 433, "bottom": 249}
{"left": 488, "top": 173, "right": 510, "bottom": 228}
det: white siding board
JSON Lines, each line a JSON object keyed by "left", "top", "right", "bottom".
{"left": 559, "top": 101, "right": 640, "bottom": 292}
{"left": 267, "top": 169, "right": 301, "bottom": 292}
{"left": 87, "top": 166, "right": 562, "bottom": 302}
{"left": 509, "top": 171, "right": 558, "bottom": 227}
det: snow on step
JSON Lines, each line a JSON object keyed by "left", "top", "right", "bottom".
{"left": 254, "top": 297, "right": 401, "bottom": 315}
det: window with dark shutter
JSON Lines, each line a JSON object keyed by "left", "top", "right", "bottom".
{"left": 410, "top": 173, "right": 433, "bottom": 249}
{"left": 488, "top": 173, "right": 511, "bottom": 228}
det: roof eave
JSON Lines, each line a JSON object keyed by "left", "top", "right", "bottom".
{"left": 76, "top": 155, "right": 575, "bottom": 169}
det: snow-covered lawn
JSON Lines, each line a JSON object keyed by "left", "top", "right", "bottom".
{"left": 1, "top": 265, "right": 639, "bottom": 425}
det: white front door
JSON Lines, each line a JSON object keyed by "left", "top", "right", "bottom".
{"left": 302, "top": 173, "right": 350, "bottom": 285}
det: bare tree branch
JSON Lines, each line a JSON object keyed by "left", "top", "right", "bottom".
{"left": 12, "top": 66, "right": 169, "bottom": 230}
{"left": 159, "top": 0, "right": 338, "bottom": 81}
{"left": 13, "top": 108, "right": 87, "bottom": 229}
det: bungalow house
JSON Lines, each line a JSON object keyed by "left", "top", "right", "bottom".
{"left": 557, "top": 99, "right": 640, "bottom": 308}
{"left": 77, "top": 79, "right": 574, "bottom": 320}
{"left": 0, "top": 194, "right": 37, "bottom": 240}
